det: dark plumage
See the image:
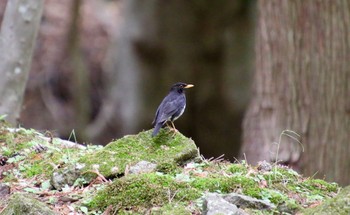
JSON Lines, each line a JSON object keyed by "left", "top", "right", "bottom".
{"left": 152, "top": 82, "right": 194, "bottom": 137}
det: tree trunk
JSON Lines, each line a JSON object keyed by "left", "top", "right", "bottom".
{"left": 0, "top": 0, "right": 44, "bottom": 125}
{"left": 66, "top": 0, "right": 91, "bottom": 141}
{"left": 242, "top": 0, "right": 350, "bottom": 185}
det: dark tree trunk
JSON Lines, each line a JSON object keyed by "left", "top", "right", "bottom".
{"left": 242, "top": 0, "right": 350, "bottom": 185}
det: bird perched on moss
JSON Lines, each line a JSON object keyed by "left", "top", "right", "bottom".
{"left": 152, "top": 82, "right": 194, "bottom": 137}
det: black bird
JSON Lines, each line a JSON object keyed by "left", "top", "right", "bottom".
{"left": 152, "top": 82, "right": 194, "bottom": 137}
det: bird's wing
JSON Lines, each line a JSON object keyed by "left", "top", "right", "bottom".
{"left": 152, "top": 95, "right": 171, "bottom": 125}
{"left": 152, "top": 106, "right": 161, "bottom": 125}
{"left": 157, "top": 95, "right": 185, "bottom": 123}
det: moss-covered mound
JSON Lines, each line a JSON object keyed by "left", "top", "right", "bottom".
{"left": 89, "top": 173, "right": 200, "bottom": 211}
{"left": 0, "top": 126, "right": 93, "bottom": 180}
{"left": 0, "top": 193, "right": 56, "bottom": 215}
{"left": 79, "top": 129, "right": 199, "bottom": 179}
{"left": 303, "top": 185, "right": 350, "bottom": 214}
{"left": 86, "top": 161, "right": 338, "bottom": 214}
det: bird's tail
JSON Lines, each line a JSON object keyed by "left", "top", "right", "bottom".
{"left": 152, "top": 123, "right": 163, "bottom": 137}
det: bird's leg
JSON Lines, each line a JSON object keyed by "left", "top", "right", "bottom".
{"left": 165, "top": 122, "right": 175, "bottom": 135}
{"left": 165, "top": 121, "right": 178, "bottom": 135}
{"left": 170, "top": 121, "right": 177, "bottom": 131}
{"left": 165, "top": 121, "right": 172, "bottom": 129}
{"left": 170, "top": 121, "right": 179, "bottom": 137}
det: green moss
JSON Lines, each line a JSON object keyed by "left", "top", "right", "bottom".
{"left": 191, "top": 174, "right": 258, "bottom": 194}
{"left": 258, "top": 189, "right": 287, "bottom": 205}
{"left": 263, "top": 166, "right": 299, "bottom": 184}
{"left": 227, "top": 163, "right": 248, "bottom": 175}
{"left": 0, "top": 131, "right": 15, "bottom": 155}
{"left": 285, "top": 178, "right": 338, "bottom": 201}
{"left": 89, "top": 170, "right": 267, "bottom": 213}
{"left": 0, "top": 193, "right": 56, "bottom": 215}
{"left": 156, "top": 162, "right": 180, "bottom": 174}
{"left": 283, "top": 200, "right": 301, "bottom": 212}
{"left": 89, "top": 173, "right": 200, "bottom": 213}
{"left": 79, "top": 129, "right": 199, "bottom": 179}
{"left": 301, "top": 179, "right": 338, "bottom": 193}
{"left": 152, "top": 203, "right": 192, "bottom": 215}
{"left": 87, "top": 158, "right": 338, "bottom": 213}
{"left": 24, "top": 161, "right": 48, "bottom": 177}
{"left": 0, "top": 128, "right": 37, "bottom": 155}
{"left": 19, "top": 147, "right": 85, "bottom": 178}
{"left": 191, "top": 176, "right": 230, "bottom": 192}
{"left": 303, "top": 185, "right": 349, "bottom": 214}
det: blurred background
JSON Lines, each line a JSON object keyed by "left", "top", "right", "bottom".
{"left": 0, "top": 0, "right": 349, "bottom": 185}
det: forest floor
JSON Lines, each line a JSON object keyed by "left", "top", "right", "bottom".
{"left": 0, "top": 122, "right": 341, "bottom": 214}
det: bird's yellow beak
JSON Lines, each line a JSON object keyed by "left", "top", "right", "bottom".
{"left": 184, "top": 84, "right": 194, "bottom": 88}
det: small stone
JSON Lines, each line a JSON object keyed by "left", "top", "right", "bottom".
{"left": 0, "top": 193, "right": 56, "bottom": 215}
{"left": 129, "top": 161, "right": 157, "bottom": 174}
{"left": 0, "top": 156, "right": 8, "bottom": 166}
{"left": 223, "top": 193, "right": 275, "bottom": 210}
{"left": 0, "top": 183, "right": 10, "bottom": 197}
{"left": 203, "top": 193, "right": 245, "bottom": 215}
{"left": 31, "top": 144, "right": 48, "bottom": 153}
{"left": 50, "top": 165, "right": 81, "bottom": 190}
{"left": 257, "top": 160, "right": 272, "bottom": 172}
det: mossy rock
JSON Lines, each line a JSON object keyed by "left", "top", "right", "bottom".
{"left": 0, "top": 193, "right": 56, "bottom": 215}
{"left": 79, "top": 129, "right": 199, "bottom": 179}
{"left": 87, "top": 169, "right": 265, "bottom": 213}
{"left": 88, "top": 173, "right": 201, "bottom": 213}
{"left": 86, "top": 159, "right": 340, "bottom": 214}
{"left": 303, "top": 185, "right": 348, "bottom": 214}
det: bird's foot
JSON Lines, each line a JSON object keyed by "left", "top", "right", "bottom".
{"left": 166, "top": 126, "right": 178, "bottom": 137}
{"left": 171, "top": 128, "right": 179, "bottom": 137}
{"left": 165, "top": 121, "right": 179, "bottom": 137}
